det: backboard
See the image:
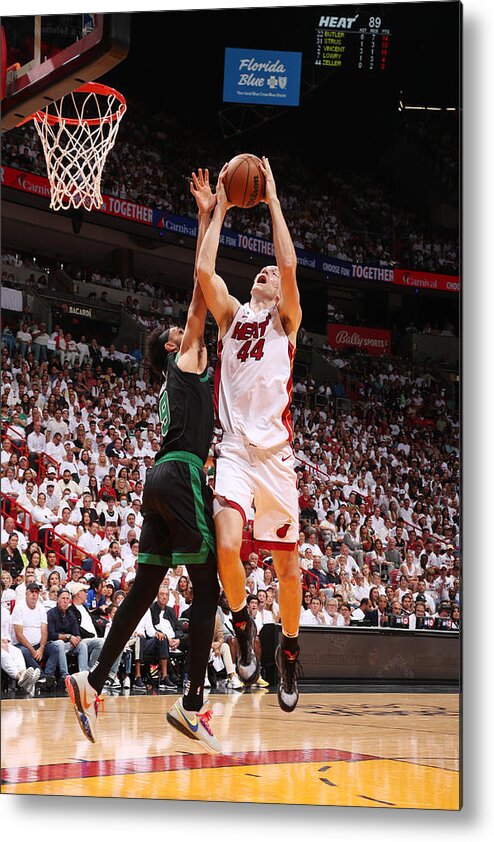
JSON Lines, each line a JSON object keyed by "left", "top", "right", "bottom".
{"left": 1, "top": 13, "right": 130, "bottom": 131}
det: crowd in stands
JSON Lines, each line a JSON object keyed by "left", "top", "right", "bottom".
{"left": 1, "top": 260, "right": 460, "bottom": 695}
{"left": 73, "top": 266, "right": 194, "bottom": 333}
{"left": 1, "top": 101, "right": 459, "bottom": 274}
{"left": 1, "top": 246, "right": 196, "bottom": 339}
{"left": 1, "top": 251, "right": 51, "bottom": 292}
{"left": 325, "top": 296, "right": 458, "bottom": 338}
{"left": 288, "top": 346, "right": 459, "bottom": 621}
{"left": 332, "top": 171, "right": 458, "bottom": 274}
{"left": 399, "top": 112, "right": 459, "bottom": 198}
{"left": 2, "top": 246, "right": 459, "bottom": 352}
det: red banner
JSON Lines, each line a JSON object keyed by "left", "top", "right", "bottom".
{"left": 1, "top": 166, "right": 154, "bottom": 226}
{"left": 393, "top": 268, "right": 460, "bottom": 293}
{"left": 328, "top": 324, "right": 392, "bottom": 356}
{"left": 2, "top": 167, "right": 52, "bottom": 200}
{"left": 1, "top": 165, "right": 460, "bottom": 295}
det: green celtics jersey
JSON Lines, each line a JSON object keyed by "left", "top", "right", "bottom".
{"left": 155, "top": 353, "right": 213, "bottom": 465}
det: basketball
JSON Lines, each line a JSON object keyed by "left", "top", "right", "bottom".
{"left": 223, "top": 153, "right": 266, "bottom": 208}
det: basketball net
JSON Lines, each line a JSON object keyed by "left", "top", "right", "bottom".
{"left": 31, "top": 81, "right": 126, "bottom": 212}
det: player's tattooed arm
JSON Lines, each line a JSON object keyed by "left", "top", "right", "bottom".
{"left": 196, "top": 164, "right": 240, "bottom": 338}
{"left": 179, "top": 169, "right": 214, "bottom": 371}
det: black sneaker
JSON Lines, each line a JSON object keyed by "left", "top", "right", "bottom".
{"left": 236, "top": 618, "right": 260, "bottom": 686}
{"left": 159, "top": 677, "right": 177, "bottom": 692}
{"left": 133, "top": 677, "right": 147, "bottom": 693}
{"left": 37, "top": 675, "right": 56, "bottom": 692}
{"left": 275, "top": 645, "right": 302, "bottom": 713}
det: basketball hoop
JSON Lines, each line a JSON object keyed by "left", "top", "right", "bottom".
{"left": 31, "top": 81, "right": 126, "bottom": 212}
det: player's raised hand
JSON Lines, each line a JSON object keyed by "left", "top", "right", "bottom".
{"left": 260, "top": 156, "right": 278, "bottom": 204}
{"left": 215, "top": 163, "right": 234, "bottom": 212}
{"left": 190, "top": 167, "right": 216, "bottom": 214}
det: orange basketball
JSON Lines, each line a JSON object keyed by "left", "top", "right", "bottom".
{"left": 224, "top": 153, "right": 266, "bottom": 208}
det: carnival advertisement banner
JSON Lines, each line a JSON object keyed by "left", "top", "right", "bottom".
{"left": 393, "top": 268, "right": 461, "bottom": 293}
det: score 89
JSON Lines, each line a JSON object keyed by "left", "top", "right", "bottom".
{"left": 369, "top": 16, "right": 381, "bottom": 28}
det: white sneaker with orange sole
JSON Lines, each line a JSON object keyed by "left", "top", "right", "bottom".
{"left": 66, "top": 671, "right": 105, "bottom": 743}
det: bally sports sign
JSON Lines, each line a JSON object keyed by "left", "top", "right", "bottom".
{"left": 328, "top": 324, "right": 392, "bottom": 356}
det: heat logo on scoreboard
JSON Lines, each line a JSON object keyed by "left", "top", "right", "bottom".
{"left": 314, "top": 11, "right": 391, "bottom": 72}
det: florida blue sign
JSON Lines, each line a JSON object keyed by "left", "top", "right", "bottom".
{"left": 223, "top": 47, "right": 302, "bottom": 106}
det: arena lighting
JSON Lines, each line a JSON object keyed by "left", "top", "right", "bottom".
{"left": 398, "top": 103, "right": 459, "bottom": 112}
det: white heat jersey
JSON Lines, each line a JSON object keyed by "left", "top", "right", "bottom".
{"left": 215, "top": 303, "right": 295, "bottom": 449}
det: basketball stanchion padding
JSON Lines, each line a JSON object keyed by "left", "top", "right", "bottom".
{"left": 30, "top": 81, "right": 127, "bottom": 212}
{"left": 1, "top": 27, "right": 7, "bottom": 101}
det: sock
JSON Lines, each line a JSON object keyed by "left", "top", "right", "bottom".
{"left": 183, "top": 686, "right": 204, "bottom": 713}
{"left": 281, "top": 632, "right": 299, "bottom": 658}
{"left": 88, "top": 563, "right": 164, "bottom": 695}
{"left": 182, "top": 553, "right": 219, "bottom": 713}
{"left": 231, "top": 606, "right": 250, "bottom": 660}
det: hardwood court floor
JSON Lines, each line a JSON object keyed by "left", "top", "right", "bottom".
{"left": 1, "top": 689, "right": 460, "bottom": 809}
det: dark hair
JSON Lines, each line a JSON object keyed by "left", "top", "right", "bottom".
{"left": 29, "top": 549, "right": 42, "bottom": 566}
{"left": 177, "top": 575, "right": 189, "bottom": 593}
{"left": 88, "top": 476, "right": 99, "bottom": 501}
{"left": 146, "top": 327, "right": 170, "bottom": 375}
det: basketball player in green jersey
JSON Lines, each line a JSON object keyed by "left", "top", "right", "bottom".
{"left": 66, "top": 169, "right": 224, "bottom": 754}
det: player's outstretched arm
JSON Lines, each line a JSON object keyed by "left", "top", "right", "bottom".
{"left": 260, "top": 156, "right": 302, "bottom": 341}
{"left": 179, "top": 168, "right": 215, "bottom": 368}
{"left": 196, "top": 165, "right": 241, "bottom": 337}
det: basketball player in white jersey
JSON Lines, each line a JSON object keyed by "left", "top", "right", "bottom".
{"left": 197, "top": 157, "right": 302, "bottom": 712}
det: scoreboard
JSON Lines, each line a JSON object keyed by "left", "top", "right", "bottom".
{"left": 314, "top": 9, "right": 391, "bottom": 71}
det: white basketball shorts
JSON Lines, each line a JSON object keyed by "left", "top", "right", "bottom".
{"left": 213, "top": 433, "right": 299, "bottom": 549}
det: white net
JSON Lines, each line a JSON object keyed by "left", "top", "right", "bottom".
{"left": 32, "top": 82, "right": 126, "bottom": 212}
